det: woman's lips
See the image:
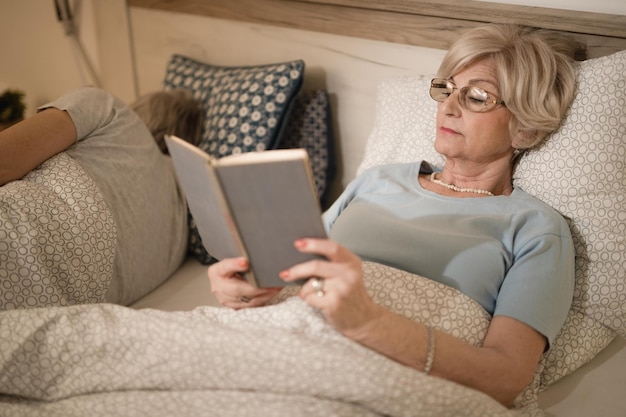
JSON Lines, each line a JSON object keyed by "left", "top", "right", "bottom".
{"left": 440, "top": 126, "right": 460, "bottom": 135}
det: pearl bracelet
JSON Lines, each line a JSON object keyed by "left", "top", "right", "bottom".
{"left": 423, "top": 326, "right": 435, "bottom": 375}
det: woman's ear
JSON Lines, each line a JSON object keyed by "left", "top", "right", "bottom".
{"left": 512, "top": 128, "right": 540, "bottom": 150}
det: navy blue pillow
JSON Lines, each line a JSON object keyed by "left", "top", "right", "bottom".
{"left": 279, "top": 90, "right": 336, "bottom": 208}
{"left": 163, "top": 55, "right": 306, "bottom": 264}
{"left": 164, "top": 54, "right": 305, "bottom": 158}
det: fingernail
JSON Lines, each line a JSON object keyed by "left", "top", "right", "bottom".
{"left": 279, "top": 270, "right": 289, "bottom": 279}
{"left": 294, "top": 239, "right": 307, "bottom": 248}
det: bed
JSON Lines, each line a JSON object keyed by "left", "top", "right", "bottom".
{"left": 131, "top": 44, "right": 626, "bottom": 416}
{"left": 1, "top": 1, "right": 624, "bottom": 416}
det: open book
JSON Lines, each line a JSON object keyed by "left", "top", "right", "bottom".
{"left": 165, "top": 135, "right": 327, "bottom": 288}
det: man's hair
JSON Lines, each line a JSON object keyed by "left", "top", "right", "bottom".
{"left": 131, "top": 89, "right": 204, "bottom": 153}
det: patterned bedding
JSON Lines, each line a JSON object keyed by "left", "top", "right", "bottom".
{"left": 0, "top": 153, "right": 116, "bottom": 309}
{"left": 0, "top": 262, "right": 537, "bottom": 417}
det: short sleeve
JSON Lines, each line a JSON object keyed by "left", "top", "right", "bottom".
{"left": 38, "top": 87, "right": 124, "bottom": 143}
{"left": 494, "top": 226, "right": 575, "bottom": 348}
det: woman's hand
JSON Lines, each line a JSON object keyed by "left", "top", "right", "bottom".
{"left": 207, "top": 257, "right": 281, "bottom": 309}
{"left": 279, "top": 238, "right": 384, "bottom": 340}
{"left": 280, "top": 239, "right": 545, "bottom": 406}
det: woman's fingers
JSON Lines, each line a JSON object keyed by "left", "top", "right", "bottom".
{"left": 209, "top": 257, "right": 249, "bottom": 278}
{"left": 280, "top": 239, "right": 360, "bottom": 283}
{"left": 221, "top": 287, "right": 282, "bottom": 309}
{"left": 293, "top": 238, "right": 353, "bottom": 261}
{"left": 208, "top": 257, "right": 283, "bottom": 309}
{"left": 277, "top": 238, "right": 381, "bottom": 336}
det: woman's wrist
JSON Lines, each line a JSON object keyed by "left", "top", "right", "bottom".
{"left": 340, "top": 306, "right": 439, "bottom": 374}
{"left": 341, "top": 302, "right": 388, "bottom": 344}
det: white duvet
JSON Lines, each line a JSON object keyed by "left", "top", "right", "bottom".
{"left": 0, "top": 262, "right": 543, "bottom": 417}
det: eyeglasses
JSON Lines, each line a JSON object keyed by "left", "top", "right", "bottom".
{"left": 429, "top": 78, "right": 506, "bottom": 113}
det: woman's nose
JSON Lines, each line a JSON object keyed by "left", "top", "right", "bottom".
{"left": 439, "top": 91, "right": 462, "bottom": 116}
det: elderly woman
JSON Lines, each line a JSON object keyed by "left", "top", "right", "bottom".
{"left": 0, "top": 87, "right": 202, "bottom": 307}
{"left": 208, "top": 24, "right": 577, "bottom": 406}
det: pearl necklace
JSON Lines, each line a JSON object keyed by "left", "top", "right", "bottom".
{"left": 429, "top": 172, "right": 494, "bottom": 196}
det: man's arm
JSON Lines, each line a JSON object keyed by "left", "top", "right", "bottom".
{"left": 0, "top": 108, "right": 76, "bottom": 186}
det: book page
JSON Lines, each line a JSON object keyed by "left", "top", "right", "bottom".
{"left": 216, "top": 151, "right": 327, "bottom": 287}
{"left": 165, "top": 135, "right": 255, "bottom": 284}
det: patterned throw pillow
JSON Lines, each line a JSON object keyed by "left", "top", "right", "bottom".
{"left": 164, "top": 54, "right": 304, "bottom": 157}
{"left": 356, "top": 50, "right": 626, "bottom": 395}
{"left": 516, "top": 50, "right": 626, "bottom": 339}
{"left": 279, "top": 90, "right": 336, "bottom": 208}
{"left": 516, "top": 50, "right": 626, "bottom": 389}
{"left": 163, "top": 55, "right": 305, "bottom": 264}
{"left": 187, "top": 213, "right": 214, "bottom": 265}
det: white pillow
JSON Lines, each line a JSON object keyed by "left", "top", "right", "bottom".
{"left": 357, "top": 75, "right": 443, "bottom": 175}
{"left": 516, "top": 50, "right": 626, "bottom": 388}
{"left": 516, "top": 50, "right": 626, "bottom": 338}
{"left": 357, "top": 50, "right": 626, "bottom": 390}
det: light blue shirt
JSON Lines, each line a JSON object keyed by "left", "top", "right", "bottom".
{"left": 323, "top": 162, "right": 575, "bottom": 347}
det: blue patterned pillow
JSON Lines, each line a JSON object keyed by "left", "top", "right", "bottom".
{"left": 163, "top": 54, "right": 304, "bottom": 158}
{"left": 163, "top": 55, "right": 305, "bottom": 264}
{"left": 186, "top": 212, "right": 214, "bottom": 265}
{"left": 279, "top": 90, "right": 336, "bottom": 208}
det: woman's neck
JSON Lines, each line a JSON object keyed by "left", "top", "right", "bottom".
{"left": 425, "top": 159, "right": 514, "bottom": 197}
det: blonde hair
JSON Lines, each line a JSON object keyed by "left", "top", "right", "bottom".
{"left": 438, "top": 24, "right": 578, "bottom": 149}
{"left": 131, "top": 89, "right": 204, "bottom": 153}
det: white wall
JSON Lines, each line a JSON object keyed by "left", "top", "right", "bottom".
{"left": 0, "top": 0, "right": 101, "bottom": 116}
{"left": 1, "top": 0, "right": 622, "bottom": 117}
{"left": 2, "top": 0, "right": 618, "bottom": 193}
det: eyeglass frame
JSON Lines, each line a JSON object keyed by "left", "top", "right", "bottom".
{"left": 429, "top": 78, "right": 506, "bottom": 113}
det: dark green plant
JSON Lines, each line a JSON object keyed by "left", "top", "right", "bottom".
{"left": 0, "top": 89, "right": 26, "bottom": 124}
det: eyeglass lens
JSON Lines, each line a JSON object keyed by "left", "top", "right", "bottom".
{"left": 429, "top": 78, "right": 504, "bottom": 112}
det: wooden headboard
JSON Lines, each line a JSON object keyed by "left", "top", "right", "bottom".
{"left": 129, "top": 0, "right": 626, "bottom": 58}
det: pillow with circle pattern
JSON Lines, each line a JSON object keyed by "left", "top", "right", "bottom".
{"left": 163, "top": 54, "right": 305, "bottom": 264}
{"left": 516, "top": 50, "right": 626, "bottom": 389}
{"left": 356, "top": 49, "right": 626, "bottom": 393}
{"left": 279, "top": 89, "right": 336, "bottom": 208}
{"left": 516, "top": 50, "right": 626, "bottom": 339}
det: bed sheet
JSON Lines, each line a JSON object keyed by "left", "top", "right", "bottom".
{"left": 132, "top": 258, "right": 626, "bottom": 417}
{"left": 3, "top": 262, "right": 518, "bottom": 417}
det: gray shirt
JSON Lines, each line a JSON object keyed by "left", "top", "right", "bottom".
{"left": 41, "top": 87, "right": 188, "bottom": 305}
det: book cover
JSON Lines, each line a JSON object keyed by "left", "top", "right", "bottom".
{"left": 165, "top": 134, "right": 326, "bottom": 288}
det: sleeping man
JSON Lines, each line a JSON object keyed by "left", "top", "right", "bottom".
{"left": 0, "top": 87, "right": 202, "bottom": 308}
